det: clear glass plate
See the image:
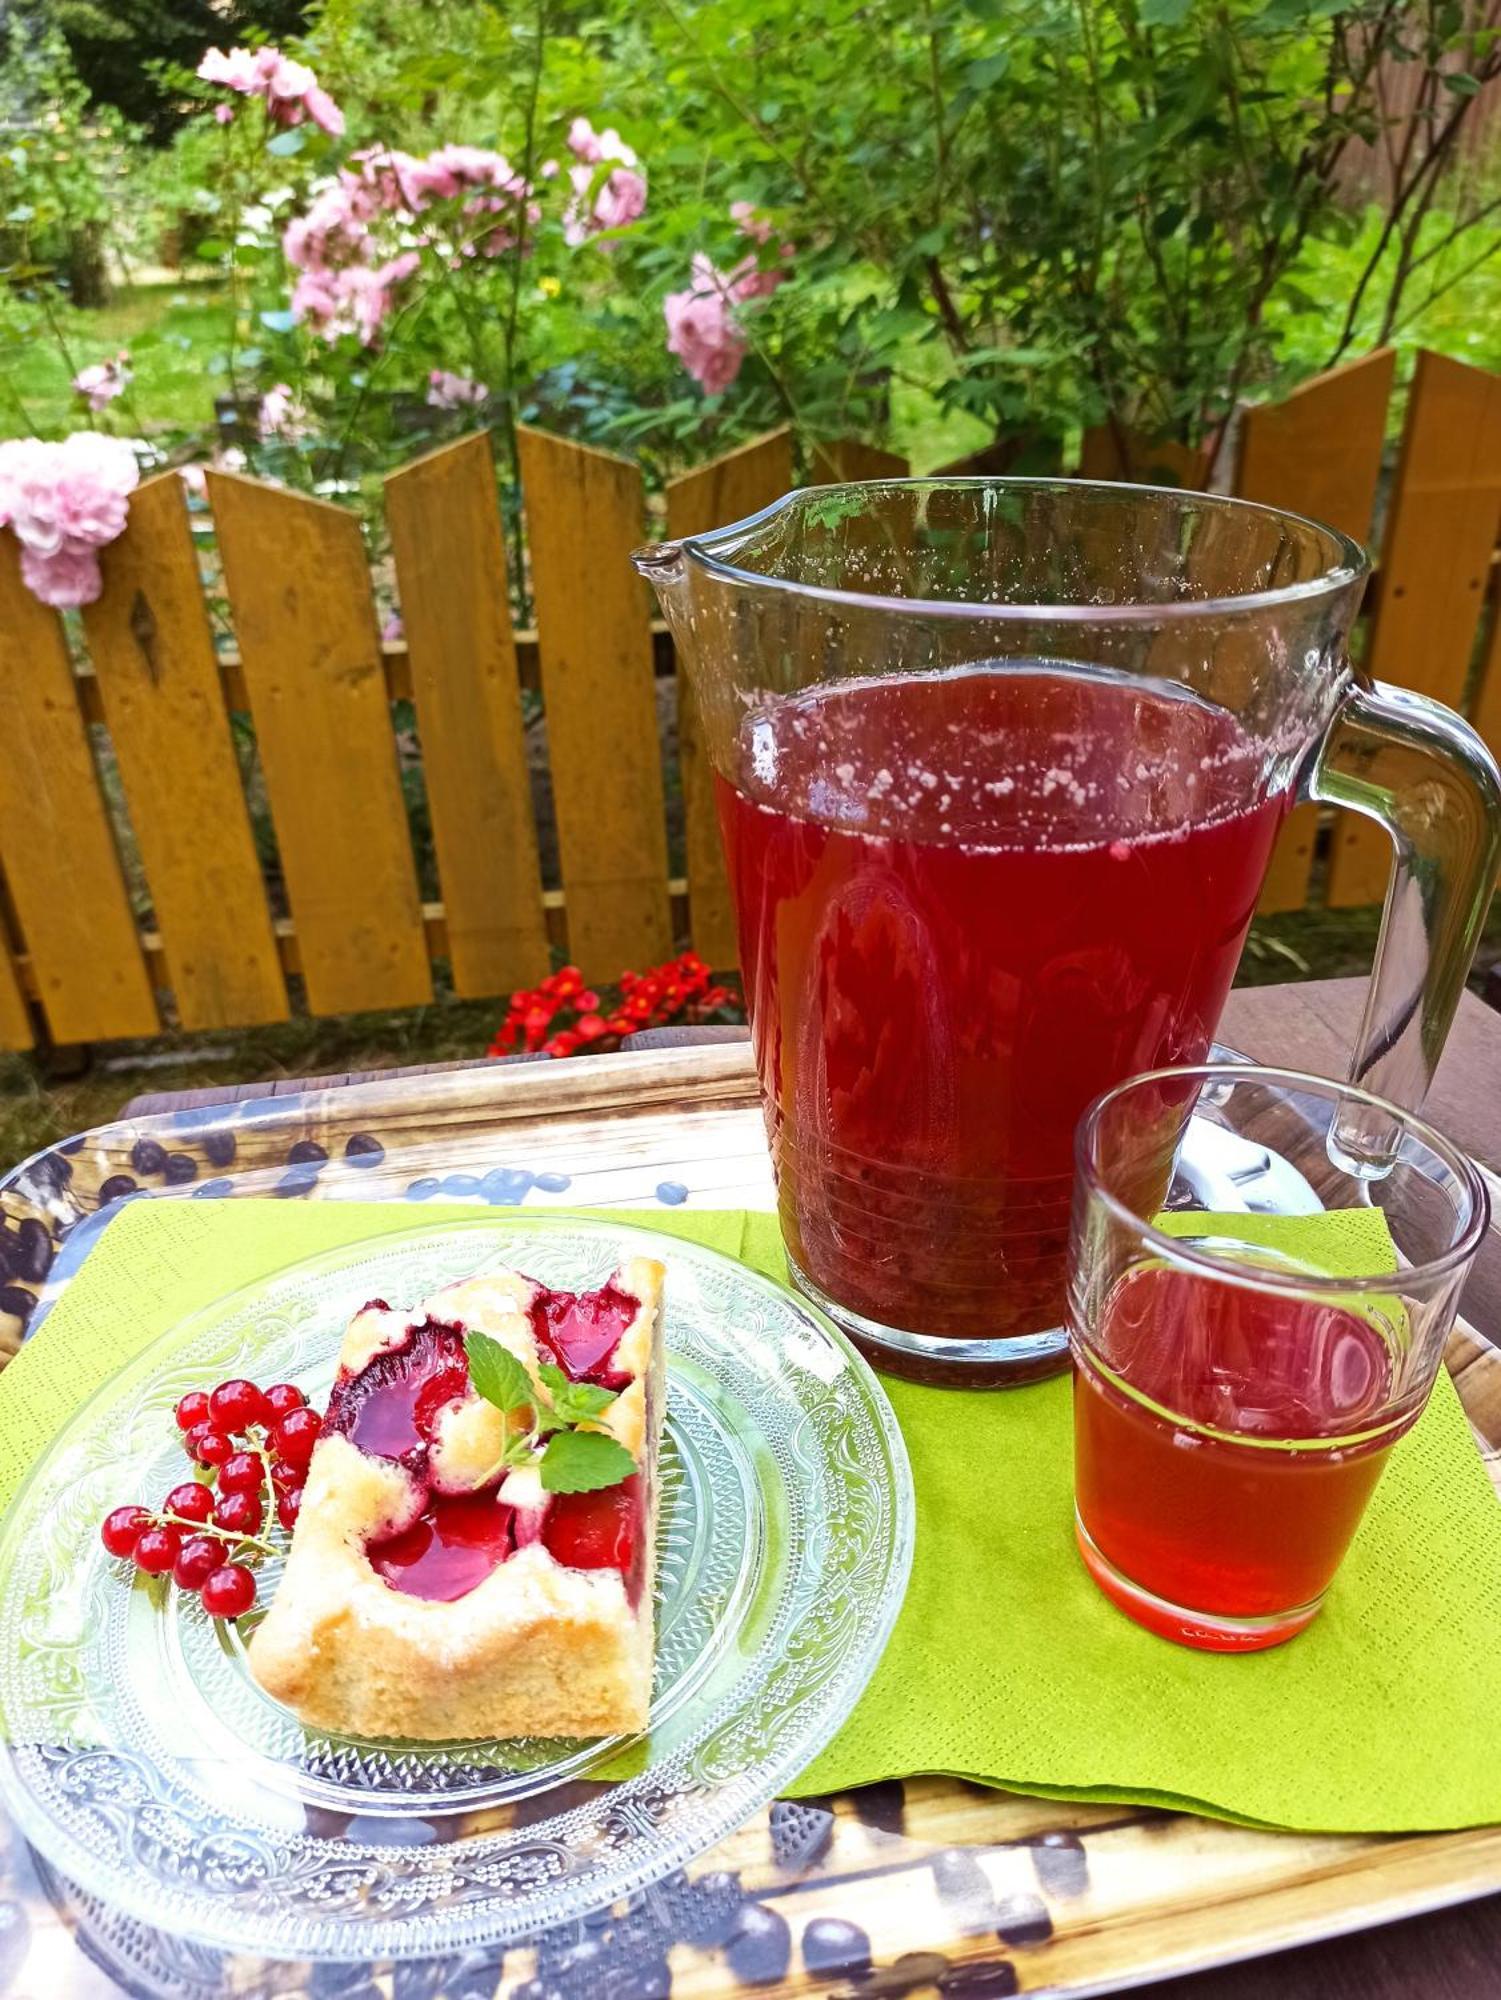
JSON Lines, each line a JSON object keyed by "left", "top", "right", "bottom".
{"left": 0, "top": 1215, "right": 914, "bottom": 1959}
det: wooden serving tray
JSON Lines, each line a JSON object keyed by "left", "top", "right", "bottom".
{"left": 0, "top": 1038, "right": 1498, "bottom": 1997}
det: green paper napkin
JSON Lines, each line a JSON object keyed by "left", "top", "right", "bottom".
{"left": 2, "top": 1197, "right": 1499, "bottom": 1834}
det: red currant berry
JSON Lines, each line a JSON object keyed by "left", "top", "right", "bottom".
{"left": 276, "top": 1486, "right": 304, "bottom": 1532}
{"left": 271, "top": 1407, "right": 321, "bottom": 1470}
{"left": 163, "top": 1482, "right": 214, "bottom": 1525}
{"left": 270, "top": 1459, "right": 301, "bottom": 1493}
{"left": 172, "top": 1535, "right": 221, "bottom": 1590}
{"left": 174, "top": 1390, "right": 211, "bottom": 1432}
{"left": 264, "top": 1382, "right": 306, "bottom": 1420}
{"left": 214, "top": 1490, "right": 264, "bottom": 1537}
{"left": 209, "top": 1378, "right": 270, "bottom": 1435}
{"left": 201, "top": 1565, "right": 256, "bottom": 1619}
{"left": 133, "top": 1525, "right": 181, "bottom": 1574}
{"left": 218, "top": 1451, "right": 264, "bottom": 1496}
{"left": 101, "top": 1505, "right": 149, "bottom": 1558}
{"left": 190, "top": 1428, "right": 234, "bottom": 1469}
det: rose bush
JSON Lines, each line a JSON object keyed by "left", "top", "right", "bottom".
{"left": 10, "top": 0, "right": 1501, "bottom": 507}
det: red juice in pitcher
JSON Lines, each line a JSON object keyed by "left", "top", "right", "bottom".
{"left": 714, "top": 666, "right": 1288, "bottom": 1357}
{"left": 1073, "top": 1265, "right": 1411, "bottom": 1646}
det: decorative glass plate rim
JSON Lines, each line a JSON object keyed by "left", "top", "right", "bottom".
{"left": 0, "top": 1213, "right": 916, "bottom": 1958}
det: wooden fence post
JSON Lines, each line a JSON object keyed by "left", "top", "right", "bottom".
{"left": 208, "top": 471, "right": 433, "bottom": 1014}
{"left": 1469, "top": 571, "right": 1501, "bottom": 776}
{"left": 0, "top": 535, "right": 158, "bottom": 1043}
{"left": 1234, "top": 348, "right": 1396, "bottom": 915}
{"left": 665, "top": 428, "right": 794, "bottom": 971}
{"left": 1326, "top": 349, "right": 1501, "bottom": 907}
{"left": 809, "top": 440, "right": 910, "bottom": 482}
{"left": 83, "top": 472, "right": 288, "bottom": 1029}
{"left": 385, "top": 433, "right": 549, "bottom": 999}
{"left": 517, "top": 426, "right": 673, "bottom": 976}
{"left": 1077, "top": 427, "right": 1205, "bottom": 487}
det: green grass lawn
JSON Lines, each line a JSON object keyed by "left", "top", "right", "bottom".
{"left": 4, "top": 280, "right": 232, "bottom": 439}
{"left": 0, "top": 993, "right": 508, "bottom": 1172}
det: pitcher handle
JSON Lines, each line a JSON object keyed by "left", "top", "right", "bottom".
{"left": 1309, "top": 679, "right": 1501, "bottom": 1162}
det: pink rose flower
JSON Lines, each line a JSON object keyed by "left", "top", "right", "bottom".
{"left": 595, "top": 165, "right": 648, "bottom": 233}
{"left": 21, "top": 545, "right": 103, "bottom": 608}
{"left": 427, "top": 370, "right": 489, "bottom": 410}
{"left": 563, "top": 119, "right": 646, "bottom": 244}
{"left": 727, "top": 202, "right": 794, "bottom": 296}
{"left": 567, "top": 116, "right": 605, "bottom": 164}
{"left": 727, "top": 252, "right": 790, "bottom": 302}
{"left": 0, "top": 433, "right": 139, "bottom": 608}
{"left": 198, "top": 46, "right": 260, "bottom": 92}
{"left": 303, "top": 86, "right": 344, "bottom": 137}
{"left": 260, "top": 383, "right": 294, "bottom": 431}
{"left": 259, "top": 383, "right": 310, "bottom": 440}
{"left": 730, "top": 200, "right": 775, "bottom": 245}
{"left": 72, "top": 351, "right": 132, "bottom": 411}
{"left": 197, "top": 43, "right": 344, "bottom": 137}
{"left": 664, "top": 262, "right": 747, "bottom": 396}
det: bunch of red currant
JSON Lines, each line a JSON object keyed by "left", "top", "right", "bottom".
{"left": 99, "top": 1376, "right": 322, "bottom": 1619}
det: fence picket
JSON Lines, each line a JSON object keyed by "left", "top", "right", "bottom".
{"left": 81, "top": 473, "right": 288, "bottom": 1029}
{"left": 1471, "top": 571, "right": 1501, "bottom": 771}
{"left": 207, "top": 472, "right": 432, "bottom": 1014}
{"left": 1077, "top": 427, "right": 1205, "bottom": 487}
{"left": 665, "top": 428, "right": 794, "bottom": 969}
{"left": 0, "top": 536, "right": 158, "bottom": 1043}
{"left": 517, "top": 426, "right": 672, "bottom": 975}
{"left": 810, "top": 440, "right": 910, "bottom": 482}
{"left": 1326, "top": 349, "right": 1501, "bottom": 906}
{"left": 385, "top": 435, "right": 549, "bottom": 999}
{"left": 1235, "top": 349, "right": 1396, "bottom": 915}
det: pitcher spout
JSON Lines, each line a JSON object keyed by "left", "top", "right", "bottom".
{"left": 631, "top": 539, "right": 688, "bottom": 589}
{"left": 633, "top": 538, "right": 696, "bottom": 665}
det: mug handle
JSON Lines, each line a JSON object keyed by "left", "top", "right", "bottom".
{"left": 1310, "top": 679, "right": 1501, "bottom": 1160}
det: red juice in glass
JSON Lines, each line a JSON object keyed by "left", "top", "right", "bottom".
{"left": 1072, "top": 1264, "right": 1412, "bottom": 1648}
{"left": 714, "top": 666, "right": 1288, "bottom": 1368}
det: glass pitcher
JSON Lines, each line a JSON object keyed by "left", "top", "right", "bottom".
{"left": 633, "top": 481, "right": 1501, "bottom": 1387}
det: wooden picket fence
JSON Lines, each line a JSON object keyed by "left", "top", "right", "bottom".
{"left": 0, "top": 347, "right": 1500, "bottom": 1052}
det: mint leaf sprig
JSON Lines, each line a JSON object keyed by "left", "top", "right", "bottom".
{"left": 464, "top": 1332, "right": 636, "bottom": 1495}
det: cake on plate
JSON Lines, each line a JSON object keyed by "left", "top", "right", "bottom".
{"left": 248, "top": 1256, "right": 665, "bottom": 1740}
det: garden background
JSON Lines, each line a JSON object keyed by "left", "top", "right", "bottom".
{"left": 4, "top": 0, "right": 1501, "bottom": 1164}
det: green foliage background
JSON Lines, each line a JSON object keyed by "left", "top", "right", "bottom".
{"left": 8, "top": 0, "right": 1501, "bottom": 486}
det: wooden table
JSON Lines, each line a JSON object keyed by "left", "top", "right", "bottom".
{"left": 0, "top": 977, "right": 1497, "bottom": 1999}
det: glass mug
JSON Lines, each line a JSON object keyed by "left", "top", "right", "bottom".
{"left": 634, "top": 481, "right": 1501, "bottom": 1386}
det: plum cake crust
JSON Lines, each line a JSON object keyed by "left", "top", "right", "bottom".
{"left": 247, "top": 1256, "right": 666, "bottom": 1742}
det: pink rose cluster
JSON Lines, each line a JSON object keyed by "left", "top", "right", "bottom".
{"left": 664, "top": 204, "right": 794, "bottom": 396}
{"left": 427, "top": 370, "right": 489, "bottom": 410}
{"left": 563, "top": 117, "right": 648, "bottom": 246}
{"left": 282, "top": 145, "right": 538, "bottom": 346}
{"left": 198, "top": 45, "right": 344, "bottom": 137}
{"left": 72, "top": 351, "right": 132, "bottom": 412}
{"left": 0, "top": 434, "right": 139, "bottom": 609}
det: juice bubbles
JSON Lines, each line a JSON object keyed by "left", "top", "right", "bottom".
{"left": 1072, "top": 1264, "right": 1409, "bottom": 1647}
{"left": 715, "top": 666, "right": 1287, "bottom": 1363}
